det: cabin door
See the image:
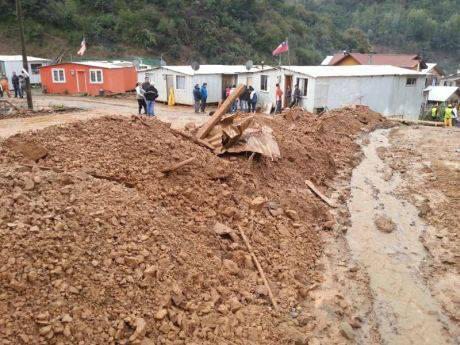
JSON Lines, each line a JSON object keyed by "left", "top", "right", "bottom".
{"left": 222, "top": 74, "right": 237, "bottom": 100}
{"left": 166, "top": 74, "right": 174, "bottom": 100}
{"left": 284, "top": 75, "right": 293, "bottom": 107}
{"left": 77, "top": 71, "right": 87, "bottom": 93}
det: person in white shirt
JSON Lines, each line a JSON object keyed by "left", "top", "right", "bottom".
{"left": 452, "top": 104, "right": 458, "bottom": 127}
{"left": 135, "top": 82, "right": 147, "bottom": 115}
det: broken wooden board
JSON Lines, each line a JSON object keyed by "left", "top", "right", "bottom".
{"left": 161, "top": 157, "right": 196, "bottom": 174}
{"left": 305, "top": 179, "right": 337, "bottom": 208}
{"left": 196, "top": 84, "right": 246, "bottom": 139}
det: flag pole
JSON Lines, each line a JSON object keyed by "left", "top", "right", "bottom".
{"left": 287, "top": 37, "right": 291, "bottom": 67}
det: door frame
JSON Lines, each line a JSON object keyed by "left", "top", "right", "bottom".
{"left": 284, "top": 75, "right": 293, "bottom": 107}
{"left": 165, "top": 74, "right": 174, "bottom": 100}
{"left": 76, "top": 70, "right": 87, "bottom": 93}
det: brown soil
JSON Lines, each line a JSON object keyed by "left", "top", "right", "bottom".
{"left": 0, "top": 107, "right": 387, "bottom": 344}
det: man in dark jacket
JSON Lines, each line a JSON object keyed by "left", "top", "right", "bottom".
{"left": 12, "top": 72, "right": 20, "bottom": 98}
{"left": 200, "top": 83, "right": 208, "bottom": 113}
{"left": 144, "top": 82, "right": 158, "bottom": 116}
{"left": 240, "top": 86, "right": 250, "bottom": 112}
{"left": 193, "top": 84, "right": 201, "bottom": 113}
{"left": 141, "top": 77, "right": 150, "bottom": 92}
{"left": 290, "top": 84, "right": 301, "bottom": 107}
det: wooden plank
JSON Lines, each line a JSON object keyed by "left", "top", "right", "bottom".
{"left": 390, "top": 118, "right": 444, "bottom": 127}
{"left": 196, "top": 84, "right": 246, "bottom": 139}
{"left": 161, "top": 157, "right": 196, "bottom": 174}
{"left": 237, "top": 225, "right": 278, "bottom": 311}
{"left": 305, "top": 179, "right": 337, "bottom": 208}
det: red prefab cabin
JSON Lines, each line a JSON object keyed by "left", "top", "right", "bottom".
{"left": 39, "top": 61, "right": 137, "bottom": 96}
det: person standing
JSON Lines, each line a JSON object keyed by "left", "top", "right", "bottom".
{"left": 230, "top": 85, "right": 237, "bottom": 113}
{"left": 275, "top": 83, "right": 283, "bottom": 114}
{"left": 431, "top": 104, "right": 438, "bottom": 119}
{"left": 135, "top": 82, "right": 147, "bottom": 115}
{"left": 144, "top": 82, "right": 158, "bottom": 116}
{"left": 200, "top": 83, "right": 208, "bottom": 113}
{"left": 12, "top": 72, "right": 20, "bottom": 98}
{"left": 444, "top": 104, "right": 453, "bottom": 127}
{"left": 193, "top": 84, "right": 201, "bottom": 113}
{"left": 286, "top": 85, "right": 292, "bottom": 108}
{"left": 19, "top": 73, "right": 27, "bottom": 98}
{"left": 249, "top": 86, "right": 257, "bottom": 113}
{"left": 452, "top": 104, "right": 458, "bottom": 127}
{"left": 291, "top": 84, "right": 301, "bottom": 107}
{"left": 141, "top": 77, "right": 150, "bottom": 92}
{"left": 0, "top": 76, "right": 11, "bottom": 98}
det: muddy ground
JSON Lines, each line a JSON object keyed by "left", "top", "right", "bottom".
{"left": 0, "top": 105, "right": 459, "bottom": 345}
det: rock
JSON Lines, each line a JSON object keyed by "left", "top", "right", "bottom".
{"left": 217, "top": 304, "right": 229, "bottom": 314}
{"left": 129, "top": 317, "right": 147, "bottom": 341}
{"left": 61, "top": 314, "right": 73, "bottom": 323}
{"left": 222, "top": 259, "right": 239, "bottom": 275}
{"left": 141, "top": 339, "right": 156, "bottom": 345}
{"left": 154, "top": 309, "right": 168, "bottom": 320}
{"left": 39, "top": 325, "right": 52, "bottom": 336}
{"left": 374, "top": 215, "right": 396, "bottom": 233}
{"left": 23, "top": 178, "right": 35, "bottom": 191}
{"left": 12, "top": 141, "right": 48, "bottom": 161}
{"left": 213, "top": 222, "right": 239, "bottom": 242}
{"left": 228, "top": 297, "right": 242, "bottom": 312}
{"left": 250, "top": 196, "right": 267, "bottom": 210}
{"left": 285, "top": 209, "right": 299, "bottom": 221}
{"left": 339, "top": 322, "right": 355, "bottom": 340}
{"left": 308, "top": 337, "right": 321, "bottom": 345}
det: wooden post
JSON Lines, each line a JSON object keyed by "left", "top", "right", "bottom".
{"left": 16, "top": 0, "right": 33, "bottom": 110}
{"left": 196, "top": 84, "right": 246, "bottom": 139}
{"left": 237, "top": 225, "right": 278, "bottom": 311}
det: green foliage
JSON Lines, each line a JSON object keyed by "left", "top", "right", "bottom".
{"left": 0, "top": 0, "right": 458, "bottom": 69}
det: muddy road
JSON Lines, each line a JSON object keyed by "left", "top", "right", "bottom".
{"left": 0, "top": 93, "right": 210, "bottom": 138}
{"left": 312, "top": 125, "right": 459, "bottom": 344}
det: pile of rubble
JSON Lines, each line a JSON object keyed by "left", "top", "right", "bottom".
{"left": 0, "top": 107, "right": 387, "bottom": 344}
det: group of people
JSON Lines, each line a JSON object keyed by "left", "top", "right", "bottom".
{"left": 193, "top": 83, "right": 208, "bottom": 113}
{"left": 0, "top": 72, "right": 28, "bottom": 98}
{"left": 431, "top": 103, "right": 459, "bottom": 127}
{"left": 135, "top": 77, "right": 158, "bottom": 116}
{"left": 223, "top": 85, "right": 258, "bottom": 113}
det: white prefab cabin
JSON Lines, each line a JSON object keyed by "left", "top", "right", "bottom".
{"left": 0, "top": 55, "right": 51, "bottom": 89}
{"left": 241, "top": 65, "right": 427, "bottom": 120}
{"left": 138, "top": 65, "right": 268, "bottom": 105}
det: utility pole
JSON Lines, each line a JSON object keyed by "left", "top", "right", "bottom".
{"left": 16, "top": 0, "right": 33, "bottom": 110}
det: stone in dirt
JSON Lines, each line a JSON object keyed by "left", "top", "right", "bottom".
{"left": 374, "top": 215, "right": 396, "bottom": 233}
{"left": 285, "top": 209, "right": 300, "bottom": 221}
{"left": 11, "top": 141, "right": 48, "bottom": 161}
{"left": 339, "top": 321, "right": 355, "bottom": 340}
{"left": 250, "top": 196, "right": 267, "bottom": 210}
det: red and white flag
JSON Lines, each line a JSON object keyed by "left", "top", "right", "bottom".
{"left": 272, "top": 41, "right": 289, "bottom": 56}
{"left": 77, "top": 38, "right": 86, "bottom": 56}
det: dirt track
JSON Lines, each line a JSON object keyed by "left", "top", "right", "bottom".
{"left": 0, "top": 94, "right": 211, "bottom": 138}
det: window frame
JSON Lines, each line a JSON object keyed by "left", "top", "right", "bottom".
{"left": 175, "top": 75, "right": 185, "bottom": 90}
{"left": 299, "top": 78, "right": 308, "bottom": 97}
{"left": 52, "top": 68, "right": 66, "bottom": 83}
{"left": 260, "top": 74, "right": 268, "bottom": 92}
{"left": 31, "top": 63, "right": 42, "bottom": 75}
{"left": 89, "top": 69, "right": 104, "bottom": 84}
{"left": 406, "top": 77, "right": 417, "bottom": 86}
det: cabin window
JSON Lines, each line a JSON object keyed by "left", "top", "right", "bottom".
{"left": 406, "top": 78, "right": 417, "bottom": 86}
{"left": 176, "top": 76, "right": 185, "bottom": 90}
{"left": 299, "top": 78, "right": 308, "bottom": 96}
{"left": 260, "top": 75, "right": 268, "bottom": 91}
{"left": 31, "top": 64, "right": 42, "bottom": 75}
{"left": 52, "top": 69, "right": 66, "bottom": 83}
{"left": 90, "top": 69, "right": 103, "bottom": 84}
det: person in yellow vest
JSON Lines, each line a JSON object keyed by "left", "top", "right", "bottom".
{"left": 431, "top": 104, "right": 438, "bottom": 119}
{"left": 444, "top": 104, "right": 453, "bottom": 127}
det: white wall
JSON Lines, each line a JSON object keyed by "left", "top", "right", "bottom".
{"left": 308, "top": 75, "right": 425, "bottom": 120}
{"left": 3, "top": 60, "right": 49, "bottom": 88}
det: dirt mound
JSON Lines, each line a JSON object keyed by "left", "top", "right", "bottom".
{"left": 0, "top": 108, "right": 388, "bottom": 344}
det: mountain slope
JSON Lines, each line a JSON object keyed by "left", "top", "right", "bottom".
{"left": 0, "top": 0, "right": 458, "bottom": 71}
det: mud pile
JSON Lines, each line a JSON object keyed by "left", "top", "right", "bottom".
{"left": 0, "top": 107, "right": 387, "bottom": 345}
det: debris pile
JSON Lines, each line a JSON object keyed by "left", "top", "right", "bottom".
{"left": 0, "top": 100, "right": 82, "bottom": 120}
{"left": 0, "top": 106, "right": 388, "bottom": 344}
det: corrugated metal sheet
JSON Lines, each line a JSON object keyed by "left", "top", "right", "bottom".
{"left": 0, "top": 55, "right": 50, "bottom": 62}
{"left": 424, "top": 86, "right": 459, "bottom": 102}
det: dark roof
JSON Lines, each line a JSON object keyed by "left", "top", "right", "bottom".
{"left": 329, "top": 53, "right": 427, "bottom": 69}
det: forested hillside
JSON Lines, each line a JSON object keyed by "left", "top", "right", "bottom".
{"left": 0, "top": 0, "right": 458, "bottom": 71}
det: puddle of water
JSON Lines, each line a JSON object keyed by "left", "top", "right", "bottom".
{"left": 347, "top": 129, "right": 454, "bottom": 345}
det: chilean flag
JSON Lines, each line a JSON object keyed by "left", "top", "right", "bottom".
{"left": 272, "top": 41, "right": 289, "bottom": 56}
{"left": 77, "top": 38, "right": 86, "bottom": 56}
